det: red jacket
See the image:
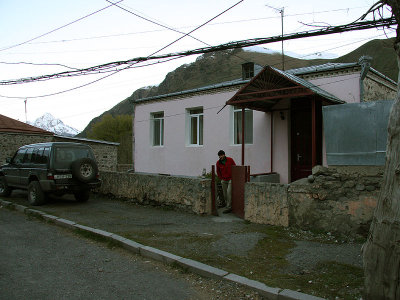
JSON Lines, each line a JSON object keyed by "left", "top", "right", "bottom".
{"left": 216, "top": 157, "right": 236, "bottom": 181}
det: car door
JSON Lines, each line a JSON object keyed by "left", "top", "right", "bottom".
{"left": 4, "top": 149, "right": 26, "bottom": 187}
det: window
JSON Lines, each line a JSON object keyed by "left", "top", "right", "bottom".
{"left": 233, "top": 106, "right": 253, "bottom": 144}
{"left": 23, "top": 148, "right": 34, "bottom": 163}
{"left": 13, "top": 149, "right": 26, "bottom": 164}
{"left": 151, "top": 112, "right": 164, "bottom": 146}
{"left": 188, "top": 108, "right": 203, "bottom": 146}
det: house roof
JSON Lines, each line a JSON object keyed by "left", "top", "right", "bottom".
{"left": 288, "top": 61, "right": 397, "bottom": 84}
{"left": 287, "top": 62, "right": 358, "bottom": 75}
{"left": 226, "top": 66, "right": 344, "bottom": 113}
{"left": 0, "top": 114, "right": 53, "bottom": 135}
{"left": 133, "top": 79, "right": 250, "bottom": 104}
{"left": 134, "top": 58, "right": 396, "bottom": 107}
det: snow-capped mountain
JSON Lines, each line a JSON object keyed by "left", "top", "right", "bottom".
{"left": 28, "top": 113, "right": 80, "bottom": 137}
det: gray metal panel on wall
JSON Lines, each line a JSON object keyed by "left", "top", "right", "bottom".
{"left": 323, "top": 100, "right": 393, "bottom": 166}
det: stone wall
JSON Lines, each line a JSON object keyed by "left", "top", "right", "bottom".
{"left": 289, "top": 165, "right": 383, "bottom": 237}
{"left": 0, "top": 133, "right": 53, "bottom": 164}
{"left": 94, "top": 165, "right": 381, "bottom": 237}
{"left": 243, "top": 165, "right": 382, "bottom": 237}
{"left": 244, "top": 183, "right": 289, "bottom": 226}
{"left": 99, "top": 171, "right": 212, "bottom": 214}
{"left": 364, "top": 74, "right": 397, "bottom": 102}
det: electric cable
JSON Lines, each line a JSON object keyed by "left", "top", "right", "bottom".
{"left": 0, "top": 17, "right": 395, "bottom": 87}
{"left": 0, "top": 0, "right": 124, "bottom": 52}
{"left": 0, "top": 0, "right": 245, "bottom": 98}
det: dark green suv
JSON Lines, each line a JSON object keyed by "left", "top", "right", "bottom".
{"left": 0, "top": 142, "right": 101, "bottom": 205}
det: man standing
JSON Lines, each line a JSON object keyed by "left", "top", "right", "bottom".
{"left": 216, "top": 150, "right": 236, "bottom": 214}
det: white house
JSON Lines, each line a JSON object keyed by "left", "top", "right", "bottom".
{"left": 131, "top": 56, "right": 397, "bottom": 184}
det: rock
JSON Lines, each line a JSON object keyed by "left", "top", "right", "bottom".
{"left": 365, "top": 185, "right": 375, "bottom": 192}
{"left": 356, "top": 184, "right": 366, "bottom": 191}
{"left": 312, "top": 165, "right": 331, "bottom": 176}
{"left": 307, "top": 175, "right": 315, "bottom": 183}
{"left": 343, "top": 181, "right": 355, "bottom": 188}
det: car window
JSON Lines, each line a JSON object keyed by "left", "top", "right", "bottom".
{"left": 32, "top": 148, "right": 38, "bottom": 163}
{"left": 23, "top": 148, "right": 34, "bottom": 163}
{"left": 53, "top": 146, "right": 94, "bottom": 169}
{"left": 13, "top": 149, "right": 26, "bottom": 164}
{"left": 42, "top": 147, "right": 50, "bottom": 164}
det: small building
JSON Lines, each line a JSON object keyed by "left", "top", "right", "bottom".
{"left": 131, "top": 56, "right": 397, "bottom": 183}
{"left": 0, "top": 114, "right": 119, "bottom": 171}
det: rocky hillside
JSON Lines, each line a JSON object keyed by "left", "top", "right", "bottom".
{"left": 78, "top": 38, "right": 397, "bottom": 137}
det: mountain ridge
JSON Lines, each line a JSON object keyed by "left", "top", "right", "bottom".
{"left": 78, "top": 38, "right": 398, "bottom": 138}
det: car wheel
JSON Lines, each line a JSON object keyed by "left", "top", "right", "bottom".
{"left": 28, "top": 181, "right": 46, "bottom": 206}
{"left": 74, "top": 189, "right": 90, "bottom": 202}
{"left": 71, "top": 158, "right": 98, "bottom": 183}
{"left": 0, "top": 176, "right": 12, "bottom": 197}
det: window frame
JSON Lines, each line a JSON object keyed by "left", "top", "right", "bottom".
{"left": 187, "top": 107, "right": 204, "bottom": 147}
{"left": 150, "top": 111, "right": 164, "bottom": 147}
{"left": 232, "top": 106, "right": 253, "bottom": 145}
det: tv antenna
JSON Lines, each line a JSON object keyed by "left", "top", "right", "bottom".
{"left": 266, "top": 4, "right": 285, "bottom": 70}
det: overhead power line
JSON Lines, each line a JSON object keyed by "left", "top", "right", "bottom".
{"left": 0, "top": 0, "right": 124, "bottom": 52}
{"left": 25, "top": 6, "right": 367, "bottom": 45}
{"left": 0, "top": 17, "right": 395, "bottom": 87}
{"left": 0, "top": 0, "right": 244, "bottom": 99}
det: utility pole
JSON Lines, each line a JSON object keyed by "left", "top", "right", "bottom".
{"left": 266, "top": 4, "right": 285, "bottom": 70}
{"left": 24, "top": 98, "right": 28, "bottom": 123}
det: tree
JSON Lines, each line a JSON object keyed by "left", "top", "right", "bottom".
{"left": 362, "top": 1, "right": 400, "bottom": 299}
{"left": 88, "top": 114, "right": 132, "bottom": 164}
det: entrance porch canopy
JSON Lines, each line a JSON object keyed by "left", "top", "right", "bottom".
{"left": 225, "top": 65, "right": 345, "bottom": 169}
{"left": 226, "top": 65, "right": 344, "bottom": 112}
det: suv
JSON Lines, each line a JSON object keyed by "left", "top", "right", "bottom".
{"left": 0, "top": 142, "right": 101, "bottom": 205}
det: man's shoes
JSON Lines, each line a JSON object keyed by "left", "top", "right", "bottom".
{"left": 223, "top": 208, "right": 232, "bottom": 214}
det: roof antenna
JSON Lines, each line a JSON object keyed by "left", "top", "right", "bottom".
{"left": 266, "top": 4, "right": 285, "bottom": 70}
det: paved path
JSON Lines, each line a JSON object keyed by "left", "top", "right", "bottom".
{"left": 1, "top": 191, "right": 363, "bottom": 299}
{"left": 0, "top": 209, "right": 216, "bottom": 300}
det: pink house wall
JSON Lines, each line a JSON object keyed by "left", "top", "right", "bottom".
{"left": 134, "top": 89, "right": 288, "bottom": 180}
{"left": 308, "top": 73, "right": 361, "bottom": 103}
{"left": 134, "top": 73, "right": 366, "bottom": 183}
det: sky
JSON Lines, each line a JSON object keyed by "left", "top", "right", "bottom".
{"left": 0, "top": 0, "right": 396, "bottom": 131}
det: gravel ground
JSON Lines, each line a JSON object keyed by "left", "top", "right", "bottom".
{"left": 286, "top": 240, "right": 363, "bottom": 274}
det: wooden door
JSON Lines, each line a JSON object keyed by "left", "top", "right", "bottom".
{"left": 291, "top": 100, "right": 312, "bottom": 182}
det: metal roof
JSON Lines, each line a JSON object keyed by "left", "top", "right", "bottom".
{"left": 287, "top": 61, "right": 397, "bottom": 84}
{"left": 54, "top": 135, "right": 120, "bottom": 146}
{"left": 286, "top": 62, "right": 359, "bottom": 75}
{"left": 133, "top": 79, "right": 249, "bottom": 104}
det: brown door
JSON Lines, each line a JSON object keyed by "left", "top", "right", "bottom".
{"left": 291, "top": 100, "right": 312, "bottom": 182}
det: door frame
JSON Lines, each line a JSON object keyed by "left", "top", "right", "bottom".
{"left": 290, "top": 97, "right": 322, "bottom": 182}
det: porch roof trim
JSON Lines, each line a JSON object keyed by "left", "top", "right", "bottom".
{"left": 226, "top": 66, "right": 344, "bottom": 112}
{"left": 272, "top": 67, "right": 344, "bottom": 104}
